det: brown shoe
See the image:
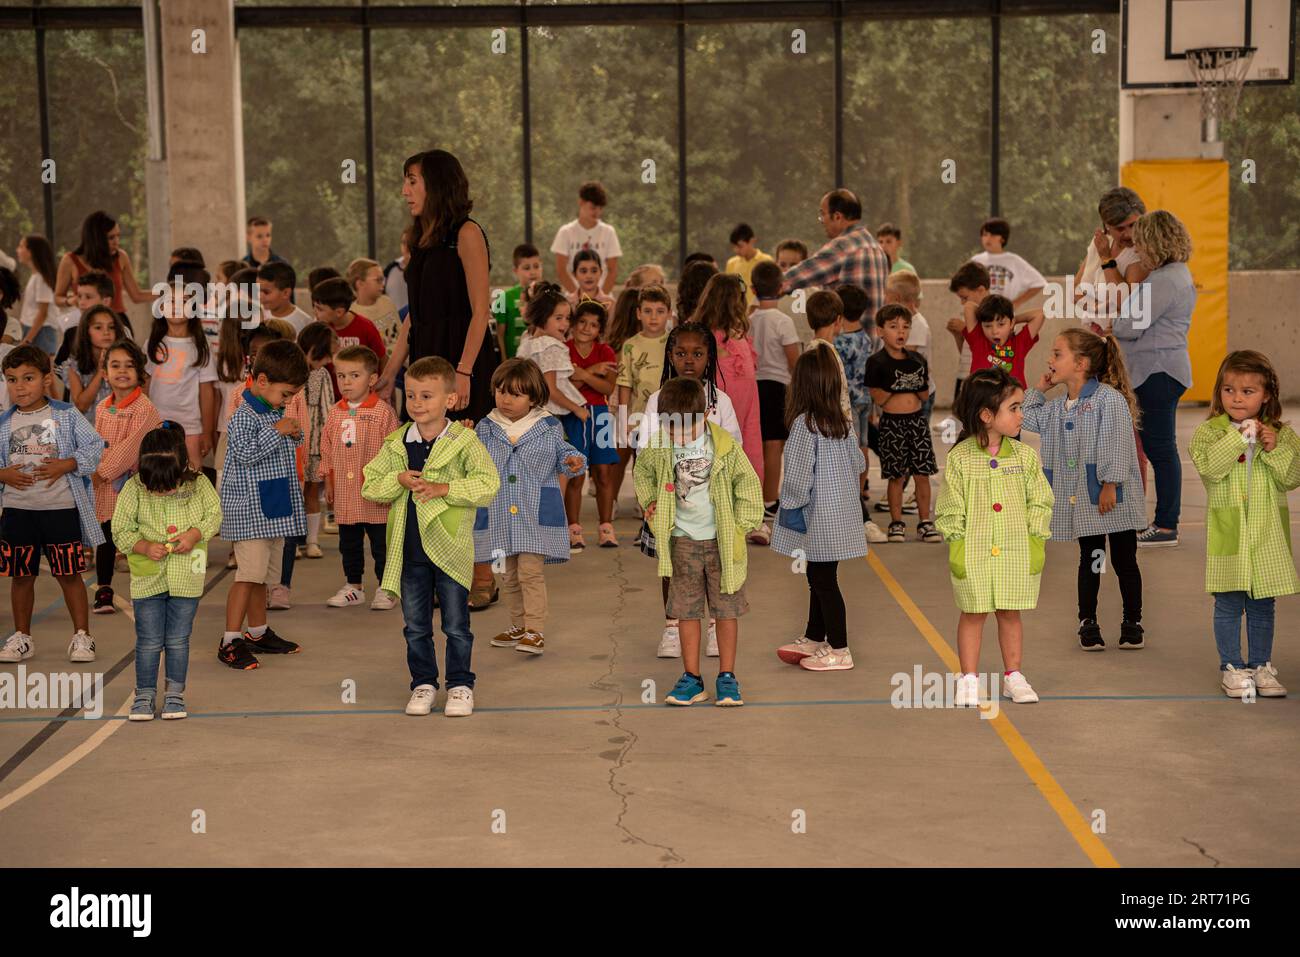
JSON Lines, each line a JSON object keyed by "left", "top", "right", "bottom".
{"left": 468, "top": 583, "right": 498, "bottom": 611}
{"left": 491, "top": 626, "right": 526, "bottom": 648}
{"left": 516, "top": 631, "right": 545, "bottom": 655}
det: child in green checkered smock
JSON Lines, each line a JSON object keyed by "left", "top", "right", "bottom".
{"left": 934, "top": 368, "right": 1053, "bottom": 706}
{"left": 1189, "top": 351, "right": 1299, "bottom": 699}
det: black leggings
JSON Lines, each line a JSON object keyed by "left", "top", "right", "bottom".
{"left": 1077, "top": 530, "right": 1142, "bottom": 622}
{"left": 805, "top": 561, "right": 848, "bottom": 649}
{"left": 340, "top": 522, "right": 386, "bottom": 585}
{"left": 96, "top": 521, "right": 115, "bottom": 588}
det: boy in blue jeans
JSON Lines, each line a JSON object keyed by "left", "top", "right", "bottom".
{"left": 362, "top": 356, "right": 499, "bottom": 718}
{"left": 218, "top": 339, "right": 309, "bottom": 670}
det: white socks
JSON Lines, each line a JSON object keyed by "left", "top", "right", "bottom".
{"left": 306, "top": 512, "right": 322, "bottom": 545}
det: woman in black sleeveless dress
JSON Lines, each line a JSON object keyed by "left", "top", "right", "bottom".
{"left": 379, "top": 149, "right": 501, "bottom": 608}
{"left": 379, "top": 150, "right": 500, "bottom": 423}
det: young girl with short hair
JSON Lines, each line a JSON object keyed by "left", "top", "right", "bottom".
{"left": 476, "top": 359, "right": 586, "bottom": 656}
{"left": 114, "top": 423, "right": 223, "bottom": 721}
{"left": 1022, "top": 329, "right": 1146, "bottom": 651}
{"left": 934, "top": 367, "right": 1054, "bottom": 707}
{"left": 772, "top": 348, "right": 868, "bottom": 672}
{"left": 1190, "top": 351, "right": 1300, "bottom": 698}
{"left": 90, "top": 338, "right": 162, "bottom": 614}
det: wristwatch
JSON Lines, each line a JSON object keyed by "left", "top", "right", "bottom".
{"left": 1100, "top": 259, "right": 1118, "bottom": 271}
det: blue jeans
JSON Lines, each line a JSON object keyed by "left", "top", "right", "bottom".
{"left": 1134, "top": 371, "right": 1186, "bottom": 530}
{"left": 400, "top": 559, "right": 474, "bottom": 690}
{"left": 1213, "top": 592, "right": 1274, "bottom": 669}
{"left": 133, "top": 593, "right": 199, "bottom": 690}
{"left": 22, "top": 322, "right": 60, "bottom": 355}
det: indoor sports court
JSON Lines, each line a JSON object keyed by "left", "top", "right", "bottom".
{"left": 0, "top": 0, "right": 1298, "bottom": 886}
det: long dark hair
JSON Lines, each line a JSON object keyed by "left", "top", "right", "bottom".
{"left": 786, "top": 347, "right": 849, "bottom": 439}
{"left": 956, "top": 367, "right": 1023, "bottom": 447}
{"left": 74, "top": 211, "right": 119, "bottom": 271}
{"left": 406, "top": 150, "right": 473, "bottom": 250}
{"left": 606, "top": 287, "right": 641, "bottom": 353}
{"left": 660, "top": 321, "right": 719, "bottom": 410}
{"left": 73, "top": 305, "right": 126, "bottom": 376}
{"left": 676, "top": 260, "right": 718, "bottom": 322}
{"left": 22, "top": 234, "right": 58, "bottom": 290}
{"left": 148, "top": 263, "right": 212, "bottom": 368}
{"left": 138, "top": 423, "right": 201, "bottom": 493}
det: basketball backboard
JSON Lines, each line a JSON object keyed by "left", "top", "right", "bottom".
{"left": 1122, "top": 0, "right": 1296, "bottom": 88}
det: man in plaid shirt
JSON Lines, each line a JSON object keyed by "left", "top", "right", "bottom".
{"left": 782, "top": 189, "right": 891, "bottom": 320}
{"left": 217, "top": 340, "right": 310, "bottom": 671}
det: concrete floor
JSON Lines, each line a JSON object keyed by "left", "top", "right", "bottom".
{"left": 1, "top": 405, "right": 1297, "bottom": 867}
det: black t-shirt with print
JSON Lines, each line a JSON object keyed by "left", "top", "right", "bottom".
{"left": 865, "top": 348, "right": 929, "bottom": 395}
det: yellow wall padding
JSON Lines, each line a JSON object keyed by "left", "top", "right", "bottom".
{"left": 1121, "top": 160, "right": 1228, "bottom": 403}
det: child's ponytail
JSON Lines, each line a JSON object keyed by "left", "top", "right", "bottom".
{"left": 1059, "top": 327, "right": 1141, "bottom": 426}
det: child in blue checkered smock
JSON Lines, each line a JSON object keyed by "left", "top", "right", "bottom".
{"left": 934, "top": 368, "right": 1054, "bottom": 707}
{"left": 771, "top": 348, "right": 868, "bottom": 674}
{"left": 474, "top": 359, "right": 585, "bottom": 657}
{"left": 1021, "top": 329, "right": 1146, "bottom": 653}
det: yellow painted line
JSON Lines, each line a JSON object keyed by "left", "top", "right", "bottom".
{"left": 0, "top": 596, "right": 139, "bottom": 816}
{"left": 866, "top": 551, "right": 1121, "bottom": 868}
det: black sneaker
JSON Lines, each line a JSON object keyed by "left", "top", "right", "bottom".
{"left": 887, "top": 521, "right": 907, "bottom": 543}
{"left": 92, "top": 585, "right": 115, "bottom": 615}
{"left": 218, "top": 636, "right": 260, "bottom": 670}
{"left": 1078, "top": 619, "right": 1105, "bottom": 652}
{"left": 1118, "top": 620, "right": 1145, "bottom": 649}
{"left": 917, "top": 521, "right": 943, "bottom": 543}
{"left": 244, "top": 627, "right": 300, "bottom": 655}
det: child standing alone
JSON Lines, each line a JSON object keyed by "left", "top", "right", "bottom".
{"left": 476, "top": 359, "right": 586, "bottom": 656}
{"left": 115, "top": 425, "right": 222, "bottom": 720}
{"left": 636, "top": 378, "right": 763, "bottom": 706}
{"left": 935, "top": 368, "right": 1054, "bottom": 706}
{"left": 1190, "top": 351, "right": 1300, "bottom": 698}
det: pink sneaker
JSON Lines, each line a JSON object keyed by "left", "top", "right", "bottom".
{"left": 267, "top": 584, "right": 292, "bottom": 610}
{"left": 777, "top": 635, "right": 827, "bottom": 665}
{"left": 568, "top": 524, "right": 586, "bottom": 553}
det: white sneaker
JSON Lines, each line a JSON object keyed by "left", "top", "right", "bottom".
{"left": 327, "top": 584, "right": 365, "bottom": 608}
{"left": 267, "top": 584, "right": 292, "bottom": 610}
{"left": 777, "top": 635, "right": 827, "bottom": 665}
{"left": 1252, "top": 662, "right": 1287, "bottom": 697}
{"left": 953, "top": 673, "right": 980, "bottom": 708}
{"left": 1221, "top": 664, "right": 1256, "bottom": 698}
{"left": 0, "top": 632, "right": 34, "bottom": 662}
{"left": 657, "top": 623, "right": 681, "bottom": 658}
{"left": 405, "top": 684, "right": 436, "bottom": 716}
{"left": 798, "top": 645, "right": 855, "bottom": 671}
{"left": 864, "top": 520, "right": 888, "bottom": 544}
{"left": 1002, "top": 670, "right": 1039, "bottom": 704}
{"left": 370, "top": 589, "right": 396, "bottom": 611}
{"left": 68, "top": 630, "right": 96, "bottom": 663}
{"left": 705, "top": 619, "right": 718, "bottom": 657}
{"left": 444, "top": 686, "right": 474, "bottom": 717}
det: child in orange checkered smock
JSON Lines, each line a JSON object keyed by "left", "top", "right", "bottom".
{"left": 320, "top": 345, "right": 399, "bottom": 610}
{"left": 89, "top": 339, "right": 162, "bottom": 615}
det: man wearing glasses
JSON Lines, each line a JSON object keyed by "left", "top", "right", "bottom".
{"left": 781, "top": 189, "right": 891, "bottom": 321}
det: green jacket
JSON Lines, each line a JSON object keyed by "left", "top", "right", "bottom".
{"left": 1189, "top": 415, "right": 1300, "bottom": 599}
{"left": 362, "top": 421, "right": 500, "bottom": 593}
{"left": 633, "top": 421, "right": 763, "bottom": 594}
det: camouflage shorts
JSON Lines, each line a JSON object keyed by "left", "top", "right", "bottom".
{"left": 665, "top": 536, "right": 748, "bottom": 621}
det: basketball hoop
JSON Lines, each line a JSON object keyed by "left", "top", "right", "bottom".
{"left": 1185, "top": 46, "right": 1256, "bottom": 142}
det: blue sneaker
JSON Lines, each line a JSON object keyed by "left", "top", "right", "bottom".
{"left": 665, "top": 672, "right": 707, "bottom": 706}
{"left": 1136, "top": 526, "right": 1178, "bottom": 548}
{"left": 715, "top": 672, "right": 744, "bottom": 707}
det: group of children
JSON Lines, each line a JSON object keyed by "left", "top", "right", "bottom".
{"left": 1, "top": 201, "right": 1295, "bottom": 721}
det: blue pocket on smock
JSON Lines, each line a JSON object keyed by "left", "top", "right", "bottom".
{"left": 1085, "top": 464, "right": 1124, "bottom": 505}
{"left": 538, "top": 486, "right": 566, "bottom": 526}
{"left": 777, "top": 506, "right": 808, "bottom": 534}
{"left": 257, "top": 477, "right": 293, "bottom": 520}
{"left": 474, "top": 507, "right": 489, "bottom": 531}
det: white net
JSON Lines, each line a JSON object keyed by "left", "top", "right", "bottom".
{"left": 1185, "top": 46, "right": 1256, "bottom": 122}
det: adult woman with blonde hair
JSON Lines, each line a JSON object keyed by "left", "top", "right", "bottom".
{"left": 1111, "top": 209, "right": 1195, "bottom": 548}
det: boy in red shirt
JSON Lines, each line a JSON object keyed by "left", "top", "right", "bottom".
{"left": 311, "top": 277, "right": 387, "bottom": 376}
{"left": 961, "top": 293, "right": 1044, "bottom": 388}
{"left": 321, "top": 345, "right": 399, "bottom": 610}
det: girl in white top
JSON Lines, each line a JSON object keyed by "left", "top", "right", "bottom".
{"left": 145, "top": 282, "right": 217, "bottom": 469}
{"left": 15, "top": 234, "right": 68, "bottom": 355}
{"left": 514, "top": 286, "right": 586, "bottom": 418}
{"left": 636, "top": 322, "right": 743, "bottom": 449}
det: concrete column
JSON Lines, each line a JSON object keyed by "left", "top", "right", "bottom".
{"left": 159, "top": 0, "right": 244, "bottom": 269}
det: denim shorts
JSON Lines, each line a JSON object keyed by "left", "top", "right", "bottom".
{"left": 560, "top": 406, "right": 620, "bottom": 466}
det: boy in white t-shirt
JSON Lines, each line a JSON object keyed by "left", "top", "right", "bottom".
{"left": 257, "top": 262, "right": 313, "bottom": 335}
{"left": 748, "top": 261, "right": 800, "bottom": 525}
{"left": 551, "top": 181, "right": 622, "bottom": 296}
{"left": 970, "top": 217, "right": 1046, "bottom": 308}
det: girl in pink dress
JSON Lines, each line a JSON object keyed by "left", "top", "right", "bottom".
{"left": 690, "top": 273, "right": 763, "bottom": 484}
